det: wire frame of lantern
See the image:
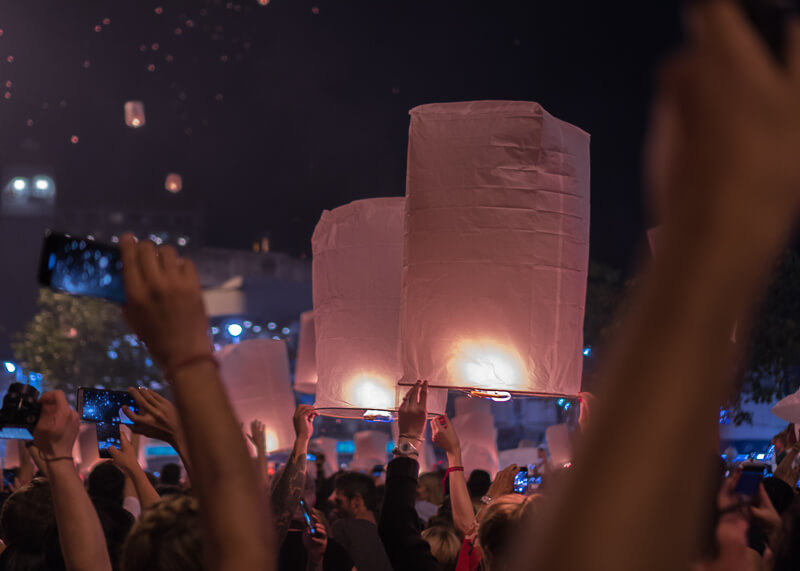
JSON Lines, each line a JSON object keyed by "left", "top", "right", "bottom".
{"left": 124, "top": 101, "right": 146, "bottom": 128}
{"left": 294, "top": 310, "right": 317, "bottom": 395}
{"left": 311, "top": 198, "right": 447, "bottom": 420}
{"left": 400, "top": 101, "right": 591, "bottom": 402}
{"left": 165, "top": 173, "right": 182, "bottom": 193}
{"left": 216, "top": 339, "right": 297, "bottom": 454}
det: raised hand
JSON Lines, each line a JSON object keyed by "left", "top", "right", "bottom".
{"left": 108, "top": 430, "right": 141, "bottom": 477}
{"left": 33, "top": 391, "right": 80, "bottom": 460}
{"left": 120, "top": 235, "right": 211, "bottom": 372}
{"left": 293, "top": 405, "right": 318, "bottom": 444}
{"left": 247, "top": 420, "right": 267, "bottom": 455}
{"left": 431, "top": 415, "right": 461, "bottom": 456}
{"left": 123, "top": 387, "right": 181, "bottom": 444}
{"left": 398, "top": 380, "right": 428, "bottom": 442}
{"left": 487, "top": 464, "right": 518, "bottom": 499}
{"left": 302, "top": 515, "right": 328, "bottom": 567}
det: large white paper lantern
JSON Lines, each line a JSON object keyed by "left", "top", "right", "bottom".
{"left": 216, "top": 339, "right": 297, "bottom": 454}
{"left": 124, "top": 101, "right": 146, "bottom": 128}
{"left": 498, "top": 447, "right": 538, "bottom": 470}
{"left": 545, "top": 424, "right": 573, "bottom": 468}
{"left": 312, "top": 198, "right": 447, "bottom": 420}
{"left": 294, "top": 310, "right": 317, "bottom": 394}
{"left": 401, "top": 101, "right": 590, "bottom": 400}
{"left": 350, "top": 430, "right": 390, "bottom": 472}
{"left": 452, "top": 410, "right": 499, "bottom": 478}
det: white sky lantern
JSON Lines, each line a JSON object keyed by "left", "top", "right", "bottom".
{"left": 498, "top": 447, "right": 539, "bottom": 470}
{"left": 452, "top": 397, "right": 499, "bottom": 477}
{"left": 165, "top": 173, "right": 182, "bottom": 193}
{"left": 545, "top": 424, "right": 573, "bottom": 468}
{"left": 216, "top": 339, "right": 296, "bottom": 454}
{"left": 294, "top": 310, "right": 317, "bottom": 394}
{"left": 401, "top": 101, "right": 591, "bottom": 401}
{"left": 124, "top": 100, "right": 146, "bottom": 128}
{"left": 312, "top": 198, "right": 446, "bottom": 420}
{"left": 310, "top": 436, "right": 339, "bottom": 476}
{"left": 350, "top": 430, "right": 389, "bottom": 472}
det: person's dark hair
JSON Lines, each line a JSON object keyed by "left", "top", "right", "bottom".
{"left": 88, "top": 461, "right": 125, "bottom": 505}
{"left": 466, "top": 470, "right": 491, "bottom": 499}
{"left": 333, "top": 472, "right": 375, "bottom": 501}
{"left": 764, "top": 477, "right": 794, "bottom": 515}
{"left": 160, "top": 463, "right": 181, "bottom": 486}
{"left": 121, "top": 495, "right": 203, "bottom": 571}
{"left": 92, "top": 498, "right": 135, "bottom": 571}
{"left": 772, "top": 494, "right": 800, "bottom": 571}
{"left": 0, "top": 478, "right": 65, "bottom": 570}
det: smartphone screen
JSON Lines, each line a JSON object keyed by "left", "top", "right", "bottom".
{"left": 0, "top": 427, "right": 34, "bottom": 441}
{"left": 38, "top": 233, "right": 125, "bottom": 304}
{"left": 2, "top": 469, "right": 16, "bottom": 489}
{"left": 513, "top": 467, "right": 529, "bottom": 494}
{"left": 77, "top": 387, "right": 138, "bottom": 425}
{"left": 735, "top": 471, "right": 763, "bottom": 497}
{"left": 95, "top": 422, "right": 121, "bottom": 458}
{"left": 299, "top": 499, "right": 318, "bottom": 537}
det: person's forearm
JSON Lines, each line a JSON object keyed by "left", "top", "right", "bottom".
{"left": 255, "top": 450, "right": 269, "bottom": 490}
{"left": 131, "top": 469, "right": 161, "bottom": 509}
{"left": 528, "top": 225, "right": 778, "bottom": 571}
{"left": 171, "top": 361, "right": 273, "bottom": 571}
{"left": 47, "top": 460, "right": 112, "bottom": 571}
{"left": 446, "top": 450, "right": 474, "bottom": 536}
{"left": 16, "top": 443, "right": 34, "bottom": 486}
{"left": 167, "top": 431, "right": 193, "bottom": 484}
{"left": 271, "top": 437, "right": 308, "bottom": 545}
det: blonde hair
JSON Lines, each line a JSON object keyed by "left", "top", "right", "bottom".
{"left": 419, "top": 472, "right": 445, "bottom": 506}
{"left": 478, "top": 494, "right": 543, "bottom": 569}
{"left": 421, "top": 525, "right": 460, "bottom": 570}
{"left": 121, "top": 495, "right": 204, "bottom": 571}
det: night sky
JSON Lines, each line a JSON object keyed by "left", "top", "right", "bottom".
{"left": 1, "top": 0, "right": 681, "bottom": 270}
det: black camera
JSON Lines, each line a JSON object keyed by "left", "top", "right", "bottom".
{"left": 0, "top": 383, "right": 42, "bottom": 438}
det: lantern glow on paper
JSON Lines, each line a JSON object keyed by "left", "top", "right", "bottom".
{"left": 216, "top": 339, "right": 296, "bottom": 453}
{"left": 124, "top": 101, "right": 145, "bottom": 127}
{"left": 401, "top": 101, "right": 591, "bottom": 399}
{"left": 312, "top": 198, "right": 446, "bottom": 419}
{"left": 452, "top": 397, "right": 499, "bottom": 477}
{"left": 294, "top": 310, "right": 317, "bottom": 394}
{"left": 165, "top": 173, "right": 183, "bottom": 193}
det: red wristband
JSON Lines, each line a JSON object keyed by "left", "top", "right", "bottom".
{"left": 442, "top": 466, "right": 464, "bottom": 493}
{"left": 165, "top": 353, "right": 219, "bottom": 381}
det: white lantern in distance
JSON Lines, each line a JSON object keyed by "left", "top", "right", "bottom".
{"left": 165, "top": 173, "right": 182, "bottom": 193}
{"left": 124, "top": 101, "right": 146, "bottom": 128}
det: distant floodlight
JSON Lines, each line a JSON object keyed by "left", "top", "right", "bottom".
{"left": 124, "top": 101, "right": 146, "bottom": 128}
{"left": 11, "top": 177, "right": 27, "bottom": 192}
{"left": 582, "top": 347, "right": 592, "bottom": 357}
{"left": 267, "top": 322, "right": 277, "bottom": 330}
{"left": 177, "top": 236, "right": 188, "bottom": 246}
{"left": 165, "top": 173, "right": 182, "bottom": 193}
{"left": 281, "top": 327, "right": 291, "bottom": 335}
{"left": 35, "top": 179, "right": 48, "bottom": 190}
{"left": 227, "top": 323, "right": 243, "bottom": 337}
{"left": 3, "top": 362, "right": 15, "bottom": 373}
{"left": 31, "top": 176, "right": 55, "bottom": 198}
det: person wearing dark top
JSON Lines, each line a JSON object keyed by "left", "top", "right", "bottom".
{"left": 379, "top": 381, "right": 443, "bottom": 571}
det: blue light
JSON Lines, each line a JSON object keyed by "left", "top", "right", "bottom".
{"left": 210, "top": 326, "right": 220, "bottom": 335}
{"left": 267, "top": 322, "right": 277, "bottom": 330}
{"left": 564, "top": 402, "right": 571, "bottom": 411}
{"left": 557, "top": 398, "right": 565, "bottom": 407}
{"left": 281, "top": 327, "right": 291, "bottom": 335}
{"left": 3, "top": 362, "right": 16, "bottom": 374}
{"left": 243, "top": 321, "right": 253, "bottom": 328}
{"left": 582, "top": 347, "right": 592, "bottom": 357}
{"left": 336, "top": 441, "right": 355, "bottom": 454}
{"left": 227, "top": 323, "right": 243, "bottom": 337}
{"left": 107, "top": 350, "right": 118, "bottom": 360}
{"left": 145, "top": 358, "right": 153, "bottom": 367}
{"left": 252, "top": 325, "right": 262, "bottom": 333}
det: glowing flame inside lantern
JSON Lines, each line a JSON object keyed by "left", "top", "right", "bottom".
{"left": 450, "top": 341, "right": 527, "bottom": 391}
{"left": 345, "top": 374, "right": 394, "bottom": 412}
{"left": 165, "top": 173, "right": 182, "bottom": 193}
{"left": 265, "top": 429, "right": 279, "bottom": 454}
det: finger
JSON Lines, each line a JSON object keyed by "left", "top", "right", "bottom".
{"left": 419, "top": 380, "right": 428, "bottom": 409}
{"left": 120, "top": 234, "right": 145, "bottom": 302}
{"left": 121, "top": 405, "right": 149, "bottom": 425}
{"left": 137, "top": 387, "right": 162, "bottom": 408}
{"left": 157, "top": 245, "right": 180, "bottom": 277}
{"left": 119, "top": 430, "right": 131, "bottom": 451}
{"left": 127, "top": 387, "right": 152, "bottom": 411}
{"left": 137, "top": 240, "right": 165, "bottom": 289}
{"left": 178, "top": 257, "right": 200, "bottom": 287}
{"left": 107, "top": 446, "right": 120, "bottom": 459}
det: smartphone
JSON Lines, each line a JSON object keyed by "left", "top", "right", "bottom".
{"left": 38, "top": 233, "right": 125, "bottom": 304}
{"left": 95, "top": 422, "right": 121, "bottom": 458}
{"left": 735, "top": 471, "right": 763, "bottom": 497}
{"left": 77, "top": 387, "right": 138, "bottom": 426}
{"left": 2, "top": 469, "right": 15, "bottom": 489}
{"left": 299, "top": 499, "right": 320, "bottom": 537}
{"left": 513, "top": 467, "right": 529, "bottom": 494}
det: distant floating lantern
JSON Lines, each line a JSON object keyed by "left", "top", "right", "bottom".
{"left": 400, "top": 101, "right": 591, "bottom": 399}
{"left": 312, "top": 198, "right": 446, "bottom": 419}
{"left": 216, "top": 339, "right": 297, "bottom": 454}
{"left": 350, "top": 430, "right": 389, "bottom": 472}
{"left": 124, "top": 101, "right": 146, "bottom": 128}
{"left": 452, "top": 400, "right": 499, "bottom": 477}
{"left": 165, "top": 173, "right": 182, "bottom": 193}
{"left": 294, "top": 310, "right": 317, "bottom": 394}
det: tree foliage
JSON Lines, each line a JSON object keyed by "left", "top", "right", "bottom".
{"left": 13, "top": 290, "right": 162, "bottom": 401}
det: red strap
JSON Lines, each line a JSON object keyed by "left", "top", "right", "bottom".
{"left": 442, "top": 466, "right": 464, "bottom": 493}
{"left": 165, "top": 353, "right": 218, "bottom": 381}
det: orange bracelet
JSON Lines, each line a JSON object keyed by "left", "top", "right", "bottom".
{"left": 165, "top": 353, "right": 219, "bottom": 381}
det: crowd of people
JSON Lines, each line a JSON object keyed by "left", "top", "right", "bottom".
{"left": 0, "top": 1, "right": 799, "bottom": 570}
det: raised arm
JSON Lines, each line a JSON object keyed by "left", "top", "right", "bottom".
{"left": 247, "top": 419, "right": 270, "bottom": 490}
{"left": 34, "top": 391, "right": 112, "bottom": 571}
{"left": 431, "top": 415, "right": 474, "bottom": 536}
{"left": 120, "top": 235, "right": 273, "bottom": 571}
{"left": 271, "top": 405, "right": 317, "bottom": 545}
{"left": 525, "top": 5, "right": 800, "bottom": 571}
{"left": 109, "top": 431, "right": 160, "bottom": 509}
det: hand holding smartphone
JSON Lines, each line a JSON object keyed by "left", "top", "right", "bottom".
{"left": 299, "top": 499, "right": 322, "bottom": 538}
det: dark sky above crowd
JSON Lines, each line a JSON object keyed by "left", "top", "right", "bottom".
{"left": 0, "top": 0, "right": 681, "bottom": 269}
